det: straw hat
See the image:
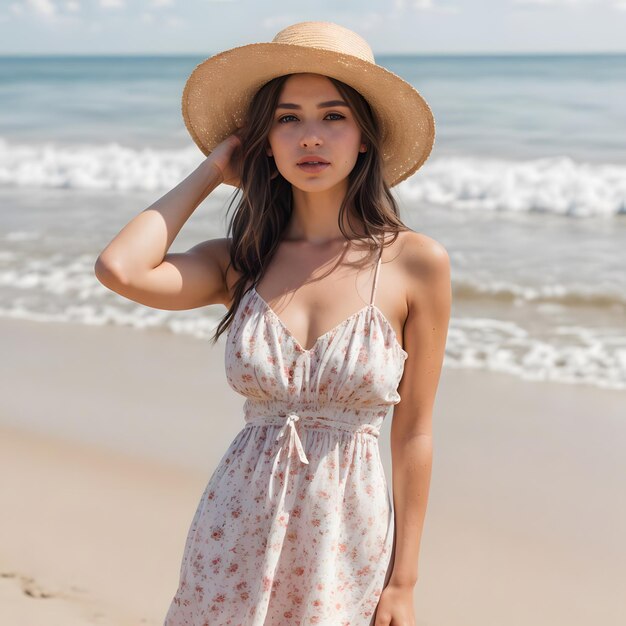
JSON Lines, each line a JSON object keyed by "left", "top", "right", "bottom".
{"left": 181, "top": 21, "right": 435, "bottom": 187}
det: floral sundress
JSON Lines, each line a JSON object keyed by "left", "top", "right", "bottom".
{"left": 164, "top": 241, "right": 408, "bottom": 625}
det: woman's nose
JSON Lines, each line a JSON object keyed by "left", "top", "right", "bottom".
{"left": 300, "top": 125, "right": 323, "bottom": 148}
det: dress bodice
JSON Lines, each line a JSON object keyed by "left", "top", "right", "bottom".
{"left": 224, "top": 241, "right": 408, "bottom": 445}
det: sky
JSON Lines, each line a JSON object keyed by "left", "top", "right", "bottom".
{"left": 0, "top": 0, "right": 625, "bottom": 55}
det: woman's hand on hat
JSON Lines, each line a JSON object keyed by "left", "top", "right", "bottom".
{"left": 207, "top": 129, "right": 244, "bottom": 187}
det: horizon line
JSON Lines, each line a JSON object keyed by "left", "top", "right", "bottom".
{"left": 1, "top": 50, "right": 625, "bottom": 58}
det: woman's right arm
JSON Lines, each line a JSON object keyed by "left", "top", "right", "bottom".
{"left": 94, "top": 134, "right": 241, "bottom": 311}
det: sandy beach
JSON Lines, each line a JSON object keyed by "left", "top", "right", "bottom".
{"left": 1, "top": 316, "right": 625, "bottom": 626}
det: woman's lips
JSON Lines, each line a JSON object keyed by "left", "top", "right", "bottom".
{"left": 297, "top": 162, "right": 330, "bottom": 173}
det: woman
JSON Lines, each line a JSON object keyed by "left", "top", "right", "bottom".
{"left": 95, "top": 21, "right": 451, "bottom": 626}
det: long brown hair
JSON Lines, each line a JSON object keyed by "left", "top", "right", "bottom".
{"left": 212, "top": 73, "right": 410, "bottom": 345}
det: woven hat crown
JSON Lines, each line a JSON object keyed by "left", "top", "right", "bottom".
{"left": 272, "top": 21, "right": 375, "bottom": 64}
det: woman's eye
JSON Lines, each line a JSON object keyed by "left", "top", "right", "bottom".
{"left": 277, "top": 113, "right": 345, "bottom": 124}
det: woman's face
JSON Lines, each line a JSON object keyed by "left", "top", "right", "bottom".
{"left": 266, "top": 73, "right": 366, "bottom": 192}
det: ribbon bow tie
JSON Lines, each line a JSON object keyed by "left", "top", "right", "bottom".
{"left": 275, "top": 412, "right": 309, "bottom": 465}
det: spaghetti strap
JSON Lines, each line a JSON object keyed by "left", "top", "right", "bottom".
{"left": 369, "top": 240, "right": 384, "bottom": 307}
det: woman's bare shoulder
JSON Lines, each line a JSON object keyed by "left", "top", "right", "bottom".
{"left": 395, "top": 229, "right": 451, "bottom": 318}
{"left": 393, "top": 229, "right": 450, "bottom": 271}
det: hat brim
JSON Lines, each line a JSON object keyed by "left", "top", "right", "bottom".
{"left": 182, "top": 42, "right": 435, "bottom": 187}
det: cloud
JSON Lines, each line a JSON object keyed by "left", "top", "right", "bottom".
{"left": 7, "top": 0, "right": 85, "bottom": 24}
{"left": 25, "top": 0, "right": 57, "bottom": 17}
{"left": 7, "top": 0, "right": 80, "bottom": 19}
{"left": 140, "top": 10, "right": 186, "bottom": 27}
{"left": 9, "top": 3, "right": 25, "bottom": 16}
{"left": 393, "top": 0, "right": 459, "bottom": 13}
{"left": 394, "top": 0, "right": 443, "bottom": 9}
{"left": 100, "top": 0, "right": 125, "bottom": 8}
{"left": 512, "top": 0, "right": 595, "bottom": 5}
{"left": 150, "top": 0, "right": 174, "bottom": 7}
{"left": 511, "top": 0, "right": 626, "bottom": 10}
{"left": 165, "top": 15, "right": 185, "bottom": 26}
{"left": 352, "top": 12, "right": 386, "bottom": 32}
{"left": 261, "top": 15, "right": 298, "bottom": 29}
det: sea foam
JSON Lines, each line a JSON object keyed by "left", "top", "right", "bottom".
{"left": 1, "top": 138, "right": 625, "bottom": 217}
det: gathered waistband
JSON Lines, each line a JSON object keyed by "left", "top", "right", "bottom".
{"left": 244, "top": 412, "right": 381, "bottom": 466}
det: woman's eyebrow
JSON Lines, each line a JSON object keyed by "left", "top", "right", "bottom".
{"left": 275, "top": 100, "right": 349, "bottom": 110}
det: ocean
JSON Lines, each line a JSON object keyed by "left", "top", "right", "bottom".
{"left": 1, "top": 54, "right": 625, "bottom": 390}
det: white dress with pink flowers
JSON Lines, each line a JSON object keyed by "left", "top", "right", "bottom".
{"left": 164, "top": 242, "right": 408, "bottom": 625}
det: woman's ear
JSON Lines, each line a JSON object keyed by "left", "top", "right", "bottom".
{"left": 266, "top": 146, "right": 273, "bottom": 157}
{"left": 359, "top": 143, "right": 367, "bottom": 153}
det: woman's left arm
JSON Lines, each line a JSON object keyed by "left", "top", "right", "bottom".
{"left": 375, "top": 234, "right": 451, "bottom": 625}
